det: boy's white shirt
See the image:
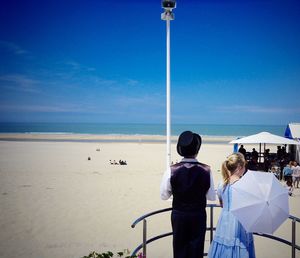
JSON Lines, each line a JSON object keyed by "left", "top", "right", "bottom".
{"left": 160, "top": 159, "right": 216, "bottom": 201}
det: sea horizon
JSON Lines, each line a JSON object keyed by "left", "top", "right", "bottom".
{"left": 0, "top": 122, "right": 288, "bottom": 138}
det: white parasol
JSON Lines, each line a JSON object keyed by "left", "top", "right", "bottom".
{"left": 231, "top": 170, "right": 289, "bottom": 234}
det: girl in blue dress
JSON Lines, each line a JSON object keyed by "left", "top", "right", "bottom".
{"left": 208, "top": 153, "right": 256, "bottom": 258}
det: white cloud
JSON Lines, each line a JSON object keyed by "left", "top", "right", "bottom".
{"left": 0, "top": 103, "right": 85, "bottom": 113}
{"left": 93, "top": 77, "right": 117, "bottom": 87}
{"left": 115, "top": 94, "right": 164, "bottom": 108}
{"left": 63, "top": 60, "right": 97, "bottom": 73}
{"left": 126, "top": 79, "right": 139, "bottom": 86}
{"left": 215, "top": 105, "right": 300, "bottom": 114}
{"left": 0, "top": 40, "right": 29, "bottom": 55}
{"left": 65, "top": 61, "right": 81, "bottom": 70}
{"left": 0, "top": 74, "right": 40, "bottom": 93}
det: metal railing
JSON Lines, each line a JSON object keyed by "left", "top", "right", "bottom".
{"left": 131, "top": 204, "right": 300, "bottom": 258}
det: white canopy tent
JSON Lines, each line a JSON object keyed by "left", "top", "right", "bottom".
{"left": 230, "top": 132, "right": 300, "bottom": 145}
{"left": 230, "top": 131, "right": 300, "bottom": 164}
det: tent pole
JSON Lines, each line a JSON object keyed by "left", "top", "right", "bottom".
{"left": 259, "top": 143, "right": 262, "bottom": 163}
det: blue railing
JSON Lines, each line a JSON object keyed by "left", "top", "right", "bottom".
{"left": 131, "top": 204, "right": 300, "bottom": 258}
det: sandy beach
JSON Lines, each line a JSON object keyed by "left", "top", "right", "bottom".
{"left": 0, "top": 134, "right": 299, "bottom": 258}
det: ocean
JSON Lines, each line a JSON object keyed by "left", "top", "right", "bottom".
{"left": 0, "top": 122, "right": 287, "bottom": 137}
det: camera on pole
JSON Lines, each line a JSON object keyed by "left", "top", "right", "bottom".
{"left": 161, "top": 0, "right": 176, "bottom": 20}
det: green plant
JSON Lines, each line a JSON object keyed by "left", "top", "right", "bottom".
{"left": 81, "top": 249, "right": 141, "bottom": 258}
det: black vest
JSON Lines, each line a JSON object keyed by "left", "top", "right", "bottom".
{"left": 170, "top": 161, "right": 211, "bottom": 212}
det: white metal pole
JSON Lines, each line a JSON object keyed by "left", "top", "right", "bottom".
{"left": 166, "top": 19, "right": 171, "bottom": 168}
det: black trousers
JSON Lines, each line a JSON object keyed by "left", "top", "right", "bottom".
{"left": 171, "top": 209, "right": 207, "bottom": 258}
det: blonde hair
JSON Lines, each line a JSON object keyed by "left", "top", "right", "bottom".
{"left": 221, "top": 152, "right": 246, "bottom": 186}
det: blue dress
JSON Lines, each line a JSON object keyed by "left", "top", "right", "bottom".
{"left": 208, "top": 183, "right": 256, "bottom": 258}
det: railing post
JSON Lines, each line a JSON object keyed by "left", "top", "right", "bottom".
{"left": 292, "top": 218, "right": 296, "bottom": 258}
{"left": 210, "top": 205, "right": 214, "bottom": 243}
{"left": 143, "top": 219, "right": 147, "bottom": 258}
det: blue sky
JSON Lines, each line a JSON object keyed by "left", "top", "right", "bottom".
{"left": 0, "top": 0, "right": 300, "bottom": 125}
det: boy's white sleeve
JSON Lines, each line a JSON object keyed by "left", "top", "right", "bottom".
{"left": 217, "top": 182, "right": 224, "bottom": 202}
{"left": 206, "top": 171, "right": 216, "bottom": 201}
{"left": 160, "top": 167, "right": 172, "bottom": 200}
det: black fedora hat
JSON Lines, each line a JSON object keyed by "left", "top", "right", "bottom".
{"left": 177, "top": 131, "right": 202, "bottom": 157}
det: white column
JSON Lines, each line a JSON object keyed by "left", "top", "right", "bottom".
{"left": 166, "top": 19, "right": 171, "bottom": 168}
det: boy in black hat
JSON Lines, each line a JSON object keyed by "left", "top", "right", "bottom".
{"left": 160, "top": 131, "right": 216, "bottom": 258}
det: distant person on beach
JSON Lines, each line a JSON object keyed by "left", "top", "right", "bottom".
{"left": 208, "top": 153, "right": 256, "bottom": 258}
{"left": 238, "top": 145, "right": 246, "bottom": 158}
{"left": 251, "top": 148, "right": 259, "bottom": 161}
{"left": 160, "top": 131, "right": 216, "bottom": 258}
{"left": 292, "top": 161, "right": 300, "bottom": 188}
{"left": 283, "top": 162, "right": 293, "bottom": 182}
{"left": 277, "top": 146, "right": 283, "bottom": 160}
{"left": 263, "top": 149, "right": 271, "bottom": 171}
{"left": 119, "top": 159, "right": 127, "bottom": 165}
{"left": 247, "top": 157, "right": 258, "bottom": 171}
{"left": 286, "top": 179, "right": 294, "bottom": 196}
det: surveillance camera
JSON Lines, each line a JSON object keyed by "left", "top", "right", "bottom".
{"left": 162, "top": 0, "right": 176, "bottom": 9}
{"left": 161, "top": 10, "right": 175, "bottom": 20}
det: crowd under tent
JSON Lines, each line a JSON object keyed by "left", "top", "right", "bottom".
{"left": 230, "top": 131, "right": 300, "bottom": 165}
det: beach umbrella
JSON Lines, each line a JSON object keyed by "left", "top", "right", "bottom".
{"left": 231, "top": 170, "right": 289, "bottom": 234}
